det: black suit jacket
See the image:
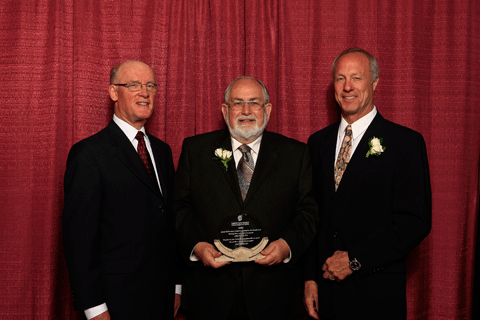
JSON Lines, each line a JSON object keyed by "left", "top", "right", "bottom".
{"left": 63, "top": 121, "right": 176, "bottom": 319}
{"left": 174, "top": 129, "right": 318, "bottom": 320}
{"left": 304, "top": 112, "right": 432, "bottom": 320}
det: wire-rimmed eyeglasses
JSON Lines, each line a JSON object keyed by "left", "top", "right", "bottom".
{"left": 114, "top": 81, "right": 159, "bottom": 92}
{"left": 227, "top": 100, "right": 264, "bottom": 111}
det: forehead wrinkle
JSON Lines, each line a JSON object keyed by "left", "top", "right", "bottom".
{"left": 231, "top": 96, "right": 261, "bottom": 101}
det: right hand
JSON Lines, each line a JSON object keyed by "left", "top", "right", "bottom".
{"left": 91, "top": 311, "right": 111, "bottom": 320}
{"left": 193, "top": 242, "right": 231, "bottom": 269}
{"left": 304, "top": 280, "right": 319, "bottom": 319}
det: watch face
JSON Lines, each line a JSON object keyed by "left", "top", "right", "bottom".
{"left": 350, "top": 259, "right": 361, "bottom": 271}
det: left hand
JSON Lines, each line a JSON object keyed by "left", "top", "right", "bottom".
{"left": 322, "top": 250, "right": 353, "bottom": 282}
{"left": 255, "top": 239, "right": 290, "bottom": 266}
{"left": 174, "top": 294, "right": 181, "bottom": 317}
{"left": 303, "top": 280, "right": 320, "bottom": 319}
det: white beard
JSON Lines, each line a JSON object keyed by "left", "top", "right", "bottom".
{"left": 225, "top": 110, "right": 268, "bottom": 142}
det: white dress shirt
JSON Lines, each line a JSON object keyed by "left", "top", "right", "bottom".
{"left": 231, "top": 134, "right": 262, "bottom": 167}
{"left": 113, "top": 115, "right": 162, "bottom": 194}
{"left": 335, "top": 107, "right": 377, "bottom": 168}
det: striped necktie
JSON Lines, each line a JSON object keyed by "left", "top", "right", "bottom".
{"left": 334, "top": 125, "right": 352, "bottom": 191}
{"left": 237, "top": 144, "right": 254, "bottom": 201}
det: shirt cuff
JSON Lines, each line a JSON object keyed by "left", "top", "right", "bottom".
{"left": 175, "top": 284, "right": 182, "bottom": 295}
{"left": 283, "top": 250, "right": 292, "bottom": 263}
{"left": 84, "top": 303, "right": 108, "bottom": 320}
{"left": 279, "top": 238, "right": 292, "bottom": 263}
{"left": 190, "top": 243, "right": 200, "bottom": 261}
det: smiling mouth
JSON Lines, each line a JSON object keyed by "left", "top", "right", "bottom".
{"left": 137, "top": 102, "right": 149, "bottom": 106}
{"left": 238, "top": 119, "right": 255, "bottom": 125}
{"left": 344, "top": 96, "right": 356, "bottom": 100}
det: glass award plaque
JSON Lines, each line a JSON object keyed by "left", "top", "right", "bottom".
{"left": 214, "top": 212, "right": 268, "bottom": 262}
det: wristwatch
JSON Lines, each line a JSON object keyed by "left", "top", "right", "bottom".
{"left": 349, "top": 258, "right": 361, "bottom": 271}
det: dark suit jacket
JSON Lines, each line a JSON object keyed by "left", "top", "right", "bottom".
{"left": 304, "top": 112, "right": 432, "bottom": 320}
{"left": 174, "top": 129, "right": 318, "bottom": 320}
{"left": 63, "top": 120, "right": 176, "bottom": 319}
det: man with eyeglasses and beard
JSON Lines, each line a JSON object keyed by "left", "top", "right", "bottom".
{"left": 174, "top": 76, "right": 318, "bottom": 320}
{"left": 63, "top": 60, "right": 180, "bottom": 320}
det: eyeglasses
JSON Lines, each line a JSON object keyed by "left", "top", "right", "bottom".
{"left": 114, "top": 81, "right": 159, "bottom": 92}
{"left": 227, "top": 100, "right": 264, "bottom": 111}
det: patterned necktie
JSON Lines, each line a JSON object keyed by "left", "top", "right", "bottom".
{"left": 135, "top": 131, "right": 157, "bottom": 183}
{"left": 334, "top": 125, "right": 352, "bottom": 191}
{"left": 237, "top": 144, "right": 254, "bottom": 201}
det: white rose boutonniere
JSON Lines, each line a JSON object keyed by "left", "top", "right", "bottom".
{"left": 214, "top": 148, "right": 233, "bottom": 170}
{"left": 366, "top": 137, "right": 386, "bottom": 158}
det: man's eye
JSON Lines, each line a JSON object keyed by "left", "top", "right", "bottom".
{"left": 250, "top": 102, "right": 260, "bottom": 106}
{"left": 233, "top": 102, "right": 243, "bottom": 106}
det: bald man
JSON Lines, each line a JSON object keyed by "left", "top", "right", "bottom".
{"left": 63, "top": 60, "right": 179, "bottom": 319}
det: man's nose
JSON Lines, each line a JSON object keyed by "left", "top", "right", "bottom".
{"left": 343, "top": 79, "right": 354, "bottom": 91}
{"left": 139, "top": 84, "right": 149, "bottom": 96}
{"left": 241, "top": 103, "right": 253, "bottom": 114}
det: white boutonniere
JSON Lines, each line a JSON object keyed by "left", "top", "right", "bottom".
{"left": 214, "top": 148, "right": 233, "bottom": 170}
{"left": 366, "top": 137, "right": 386, "bottom": 158}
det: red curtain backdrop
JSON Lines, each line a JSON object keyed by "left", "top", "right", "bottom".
{"left": 0, "top": 0, "right": 478, "bottom": 319}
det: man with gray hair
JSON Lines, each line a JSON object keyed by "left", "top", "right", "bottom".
{"left": 303, "top": 48, "right": 431, "bottom": 319}
{"left": 174, "top": 76, "right": 318, "bottom": 320}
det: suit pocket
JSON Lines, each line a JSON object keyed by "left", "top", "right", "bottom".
{"left": 102, "top": 258, "right": 137, "bottom": 274}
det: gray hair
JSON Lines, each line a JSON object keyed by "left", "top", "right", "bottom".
{"left": 332, "top": 48, "right": 379, "bottom": 83}
{"left": 110, "top": 64, "right": 121, "bottom": 85}
{"left": 224, "top": 76, "right": 270, "bottom": 104}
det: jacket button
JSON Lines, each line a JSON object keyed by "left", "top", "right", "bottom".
{"left": 333, "top": 232, "right": 337, "bottom": 237}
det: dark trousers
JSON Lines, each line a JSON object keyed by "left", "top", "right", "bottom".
{"left": 228, "top": 281, "right": 249, "bottom": 320}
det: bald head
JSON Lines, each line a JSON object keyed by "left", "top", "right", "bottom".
{"left": 110, "top": 60, "right": 154, "bottom": 85}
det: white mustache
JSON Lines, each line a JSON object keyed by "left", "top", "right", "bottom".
{"left": 236, "top": 116, "right": 257, "bottom": 124}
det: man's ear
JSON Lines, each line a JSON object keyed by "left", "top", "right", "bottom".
{"left": 221, "top": 104, "right": 228, "bottom": 121}
{"left": 372, "top": 78, "right": 379, "bottom": 91}
{"left": 109, "top": 85, "right": 118, "bottom": 101}
{"left": 265, "top": 103, "right": 272, "bottom": 120}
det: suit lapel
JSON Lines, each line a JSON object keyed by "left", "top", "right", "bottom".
{"left": 242, "top": 132, "right": 279, "bottom": 206}
{"left": 335, "top": 113, "right": 384, "bottom": 196}
{"left": 214, "top": 131, "right": 244, "bottom": 206}
{"left": 107, "top": 121, "right": 163, "bottom": 199}
{"left": 149, "top": 137, "right": 167, "bottom": 200}
{"left": 320, "top": 123, "right": 340, "bottom": 197}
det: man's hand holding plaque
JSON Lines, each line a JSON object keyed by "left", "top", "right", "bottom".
{"left": 255, "top": 238, "right": 290, "bottom": 266}
{"left": 193, "top": 242, "right": 231, "bottom": 268}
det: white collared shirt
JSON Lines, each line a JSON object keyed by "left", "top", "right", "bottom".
{"left": 113, "top": 115, "right": 162, "bottom": 194}
{"left": 335, "top": 107, "right": 377, "bottom": 167}
{"left": 231, "top": 135, "right": 262, "bottom": 168}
